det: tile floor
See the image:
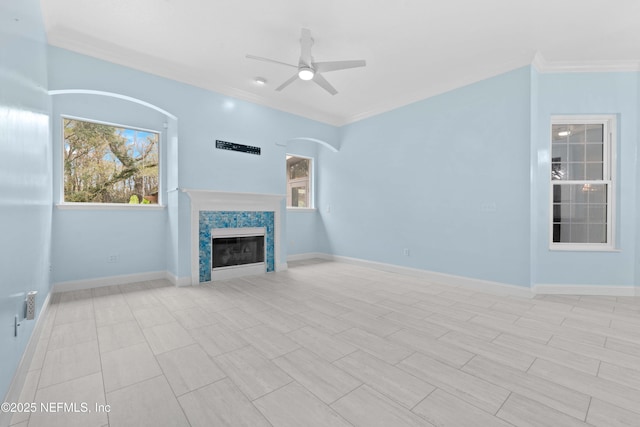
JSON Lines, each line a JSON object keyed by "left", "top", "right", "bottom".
{"left": 9, "top": 259, "right": 640, "bottom": 427}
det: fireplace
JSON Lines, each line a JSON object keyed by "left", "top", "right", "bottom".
{"left": 211, "top": 228, "right": 266, "bottom": 279}
{"left": 185, "top": 190, "right": 284, "bottom": 284}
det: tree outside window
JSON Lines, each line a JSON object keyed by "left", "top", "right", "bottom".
{"left": 63, "top": 118, "right": 159, "bottom": 204}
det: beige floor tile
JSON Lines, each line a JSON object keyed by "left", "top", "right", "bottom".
{"left": 398, "top": 352, "right": 510, "bottom": 414}
{"left": 29, "top": 373, "right": 107, "bottom": 427}
{"left": 264, "top": 296, "right": 313, "bottom": 314}
{"left": 337, "top": 311, "right": 400, "bottom": 337}
{"left": 274, "top": 348, "right": 361, "bottom": 404}
{"left": 106, "top": 376, "right": 189, "bottom": 427}
{"left": 377, "top": 299, "right": 434, "bottom": 319}
{"left": 295, "top": 309, "right": 353, "bottom": 334}
{"left": 239, "top": 324, "right": 300, "bottom": 359}
{"left": 53, "top": 300, "right": 94, "bottom": 326}
{"left": 132, "top": 306, "right": 175, "bottom": 329}
{"left": 586, "top": 398, "right": 640, "bottom": 427}
{"left": 212, "top": 307, "right": 262, "bottom": 330}
{"left": 597, "top": 362, "right": 640, "bottom": 390}
{"left": 91, "top": 284, "right": 122, "bottom": 298}
{"left": 254, "top": 381, "right": 352, "bottom": 427}
{"left": 94, "top": 304, "right": 135, "bottom": 327}
{"left": 331, "top": 385, "right": 430, "bottom": 427}
{"left": 28, "top": 336, "right": 50, "bottom": 372}
{"left": 605, "top": 336, "right": 640, "bottom": 356}
{"left": 250, "top": 308, "right": 307, "bottom": 333}
{"left": 100, "top": 343, "right": 163, "bottom": 392}
{"left": 15, "top": 261, "right": 640, "bottom": 427}
{"left": 549, "top": 335, "right": 640, "bottom": 372}
{"left": 383, "top": 312, "right": 449, "bottom": 338}
{"left": 122, "top": 290, "right": 162, "bottom": 309}
{"left": 171, "top": 306, "right": 217, "bottom": 330}
{"left": 215, "top": 345, "right": 292, "bottom": 400}
{"left": 9, "top": 369, "right": 40, "bottom": 425}
{"left": 337, "top": 328, "right": 412, "bottom": 364}
{"left": 157, "top": 344, "right": 226, "bottom": 396}
{"left": 413, "top": 388, "right": 511, "bottom": 427}
{"left": 157, "top": 294, "right": 198, "bottom": 312}
{"left": 528, "top": 358, "right": 640, "bottom": 414}
{"left": 287, "top": 326, "right": 357, "bottom": 362}
{"left": 387, "top": 328, "right": 474, "bottom": 368}
{"left": 493, "top": 333, "right": 600, "bottom": 375}
{"left": 336, "top": 297, "right": 392, "bottom": 317}
{"left": 439, "top": 330, "right": 535, "bottom": 371}
{"left": 178, "top": 378, "right": 271, "bottom": 427}
{"left": 189, "top": 322, "right": 248, "bottom": 357}
{"left": 39, "top": 340, "right": 101, "bottom": 388}
{"left": 303, "top": 297, "right": 351, "bottom": 317}
{"left": 496, "top": 393, "right": 589, "bottom": 427}
{"left": 424, "top": 313, "right": 499, "bottom": 340}
{"left": 97, "top": 320, "right": 146, "bottom": 354}
{"left": 334, "top": 350, "right": 434, "bottom": 409}
{"left": 47, "top": 318, "right": 97, "bottom": 351}
{"left": 142, "top": 321, "right": 195, "bottom": 354}
{"left": 470, "top": 315, "right": 552, "bottom": 343}
{"left": 462, "top": 356, "right": 590, "bottom": 420}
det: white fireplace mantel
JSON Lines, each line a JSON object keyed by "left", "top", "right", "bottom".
{"left": 183, "top": 189, "right": 285, "bottom": 285}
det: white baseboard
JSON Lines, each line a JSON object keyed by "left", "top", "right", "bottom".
{"left": 1, "top": 292, "right": 52, "bottom": 427}
{"left": 164, "top": 271, "right": 192, "bottom": 287}
{"left": 287, "top": 252, "right": 330, "bottom": 262}
{"left": 52, "top": 271, "right": 167, "bottom": 293}
{"left": 533, "top": 284, "right": 637, "bottom": 296}
{"left": 334, "top": 254, "right": 534, "bottom": 298}
{"left": 289, "top": 252, "right": 533, "bottom": 298}
{"left": 287, "top": 253, "right": 640, "bottom": 297}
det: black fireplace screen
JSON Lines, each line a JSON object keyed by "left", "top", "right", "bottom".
{"left": 212, "top": 235, "right": 265, "bottom": 269}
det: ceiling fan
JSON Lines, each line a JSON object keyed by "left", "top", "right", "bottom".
{"left": 246, "top": 28, "right": 366, "bottom": 95}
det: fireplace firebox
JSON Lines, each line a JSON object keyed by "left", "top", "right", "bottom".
{"left": 212, "top": 235, "right": 264, "bottom": 268}
{"left": 210, "top": 227, "right": 267, "bottom": 280}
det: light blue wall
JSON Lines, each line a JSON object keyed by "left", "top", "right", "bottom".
{"left": 318, "top": 68, "right": 532, "bottom": 286}
{"left": 50, "top": 94, "right": 168, "bottom": 283}
{"left": 285, "top": 138, "right": 333, "bottom": 256}
{"left": 0, "top": 0, "right": 51, "bottom": 401}
{"left": 533, "top": 71, "right": 639, "bottom": 287}
{"left": 47, "top": 47, "right": 338, "bottom": 281}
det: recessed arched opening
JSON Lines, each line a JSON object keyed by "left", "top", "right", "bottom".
{"left": 48, "top": 89, "right": 177, "bottom": 120}
{"left": 282, "top": 136, "right": 339, "bottom": 152}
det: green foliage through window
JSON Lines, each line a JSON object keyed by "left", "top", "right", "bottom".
{"left": 63, "top": 118, "right": 159, "bottom": 204}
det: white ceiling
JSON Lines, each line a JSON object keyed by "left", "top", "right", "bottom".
{"left": 40, "top": 0, "right": 640, "bottom": 126}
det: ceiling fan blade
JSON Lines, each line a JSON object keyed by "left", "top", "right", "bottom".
{"left": 275, "top": 73, "right": 299, "bottom": 92}
{"left": 246, "top": 54, "right": 298, "bottom": 69}
{"left": 300, "top": 28, "right": 313, "bottom": 66}
{"left": 312, "top": 73, "right": 338, "bottom": 95}
{"left": 314, "top": 59, "right": 366, "bottom": 73}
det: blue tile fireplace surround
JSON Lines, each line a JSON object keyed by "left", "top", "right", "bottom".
{"left": 199, "top": 210, "right": 275, "bottom": 282}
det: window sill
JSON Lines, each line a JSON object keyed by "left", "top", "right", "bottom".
{"left": 286, "top": 207, "right": 317, "bottom": 213}
{"left": 549, "top": 245, "right": 620, "bottom": 253}
{"left": 56, "top": 203, "right": 166, "bottom": 211}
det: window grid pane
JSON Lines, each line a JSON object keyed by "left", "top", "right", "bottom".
{"left": 286, "top": 155, "right": 312, "bottom": 208}
{"left": 552, "top": 183, "right": 608, "bottom": 244}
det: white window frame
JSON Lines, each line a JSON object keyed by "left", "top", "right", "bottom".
{"left": 59, "top": 115, "right": 163, "bottom": 209}
{"left": 549, "top": 115, "right": 616, "bottom": 251}
{"left": 286, "top": 153, "right": 315, "bottom": 211}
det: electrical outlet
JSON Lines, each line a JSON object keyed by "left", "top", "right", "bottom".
{"left": 107, "top": 254, "right": 119, "bottom": 263}
{"left": 403, "top": 248, "right": 410, "bottom": 256}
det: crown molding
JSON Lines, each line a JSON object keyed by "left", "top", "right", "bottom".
{"left": 532, "top": 51, "right": 640, "bottom": 73}
{"left": 46, "top": 28, "right": 344, "bottom": 126}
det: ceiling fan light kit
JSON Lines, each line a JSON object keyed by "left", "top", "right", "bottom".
{"left": 247, "top": 28, "right": 366, "bottom": 95}
{"left": 298, "top": 67, "right": 315, "bottom": 81}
